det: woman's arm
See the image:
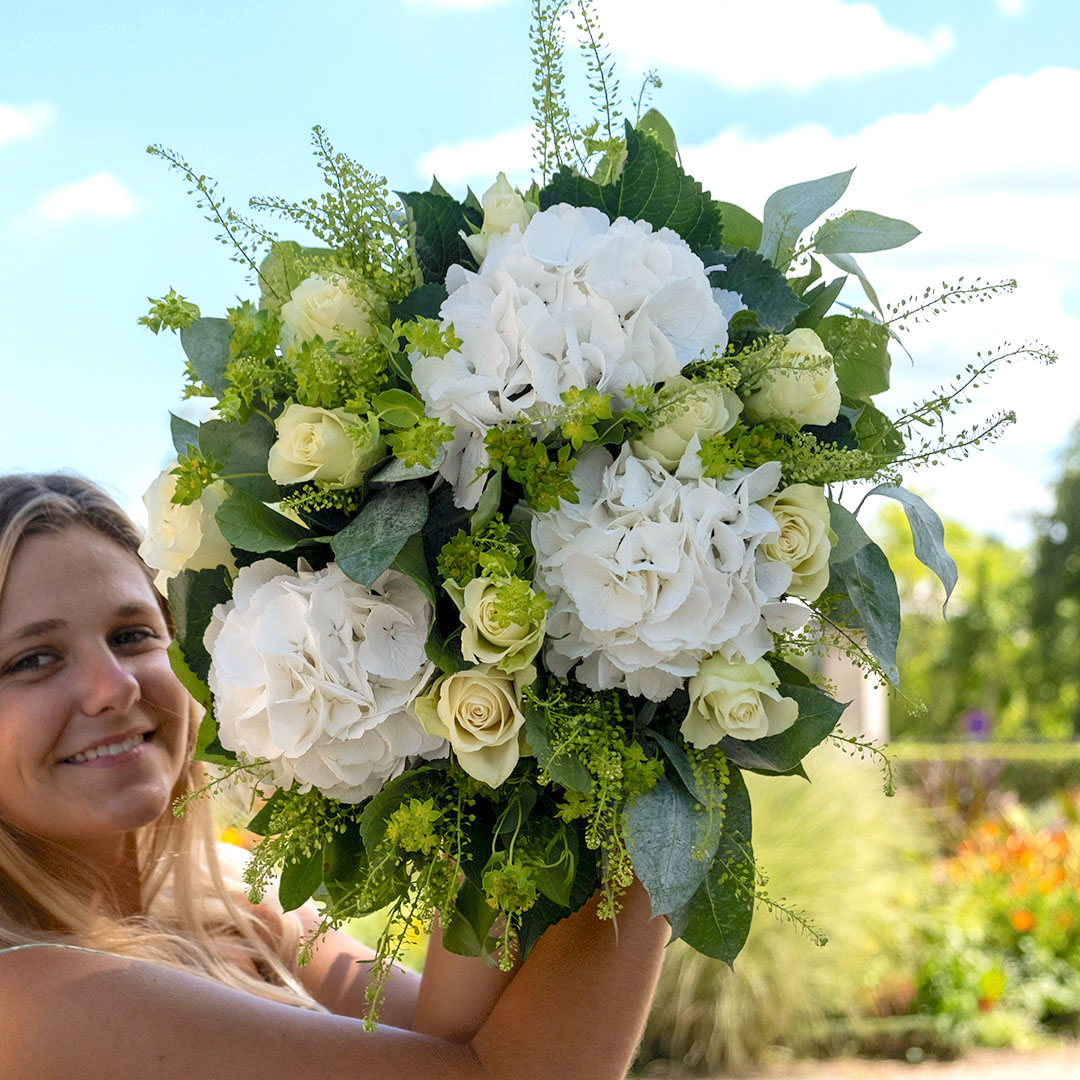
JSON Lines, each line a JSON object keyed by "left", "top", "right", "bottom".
{"left": 0, "top": 879, "right": 667, "bottom": 1080}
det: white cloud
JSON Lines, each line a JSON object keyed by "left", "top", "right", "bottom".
{"left": 418, "top": 125, "right": 533, "bottom": 188}
{"left": 589, "top": 0, "right": 954, "bottom": 90}
{"left": 997, "top": 0, "right": 1026, "bottom": 14}
{"left": 683, "top": 66, "right": 1080, "bottom": 544}
{"left": 31, "top": 173, "right": 137, "bottom": 224}
{"left": 0, "top": 102, "right": 55, "bottom": 149}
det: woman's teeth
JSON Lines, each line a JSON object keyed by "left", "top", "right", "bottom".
{"left": 66, "top": 733, "right": 147, "bottom": 763}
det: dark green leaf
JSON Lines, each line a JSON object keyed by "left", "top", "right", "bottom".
{"left": 442, "top": 877, "right": 498, "bottom": 957}
{"left": 516, "top": 839, "right": 597, "bottom": 959}
{"left": 705, "top": 247, "right": 805, "bottom": 332}
{"left": 199, "top": 415, "right": 280, "bottom": 502}
{"left": 828, "top": 500, "right": 872, "bottom": 565}
{"left": 192, "top": 705, "right": 232, "bottom": 766}
{"left": 522, "top": 701, "right": 592, "bottom": 793}
{"left": 391, "top": 532, "right": 436, "bottom": 607}
{"left": 180, "top": 317, "right": 232, "bottom": 397}
{"left": 715, "top": 203, "right": 762, "bottom": 253}
{"left": 817, "top": 315, "right": 891, "bottom": 401}
{"left": 388, "top": 283, "right": 448, "bottom": 324}
{"left": 794, "top": 275, "right": 847, "bottom": 329}
{"left": 331, "top": 483, "right": 429, "bottom": 588}
{"left": 425, "top": 623, "right": 467, "bottom": 674}
{"left": 246, "top": 790, "right": 286, "bottom": 836}
{"left": 832, "top": 541, "right": 901, "bottom": 682}
{"left": 865, "top": 486, "right": 957, "bottom": 615}
{"left": 167, "top": 638, "right": 209, "bottom": 706}
{"left": 278, "top": 847, "right": 325, "bottom": 912}
{"left": 720, "top": 684, "right": 847, "bottom": 773}
{"left": 359, "top": 768, "right": 435, "bottom": 856}
{"left": 539, "top": 123, "right": 723, "bottom": 251}
{"left": 853, "top": 401, "right": 904, "bottom": 457}
{"left": 170, "top": 413, "right": 200, "bottom": 456}
{"left": 671, "top": 768, "right": 754, "bottom": 965}
{"left": 397, "top": 190, "right": 482, "bottom": 284}
{"left": 650, "top": 730, "right": 704, "bottom": 802}
{"left": 167, "top": 566, "right": 232, "bottom": 682}
{"left": 373, "top": 389, "right": 426, "bottom": 428}
{"left": 626, "top": 774, "right": 716, "bottom": 917}
{"left": 215, "top": 490, "right": 311, "bottom": 553}
{"left": 759, "top": 169, "right": 854, "bottom": 270}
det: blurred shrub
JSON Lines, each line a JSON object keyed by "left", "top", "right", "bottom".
{"left": 638, "top": 747, "right": 932, "bottom": 1075}
{"left": 912, "top": 797, "right": 1080, "bottom": 1040}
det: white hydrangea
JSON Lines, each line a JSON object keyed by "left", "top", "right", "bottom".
{"left": 204, "top": 559, "right": 446, "bottom": 803}
{"left": 412, "top": 203, "right": 731, "bottom": 508}
{"left": 532, "top": 446, "right": 810, "bottom": 702}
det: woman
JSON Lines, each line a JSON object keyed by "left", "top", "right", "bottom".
{"left": 0, "top": 474, "right": 668, "bottom": 1080}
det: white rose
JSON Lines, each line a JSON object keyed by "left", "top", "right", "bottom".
{"left": 205, "top": 560, "right": 445, "bottom": 803}
{"left": 138, "top": 467, "right": 235, "bottom": 594}
{"left": 759, "top": 484, "right": 836, "bottom": 602}
{"left": 267, "top": 404, "right": 382, "bottom": 488}
{"left": 630, "top": 376, "right": 743, "bottom": 472}
{"left": 742, "top": 328, "right": 841, "bottom": 427}
{"left": 464, "top": 172, "right": 539, "bottom": 265}
{"left": 682, "top": 656, "right": 798, "bottom": 746}
{"left": 414, "top": 663, "right": 535, "bottom": 788}
{"left": 445, "top": 577, "right": 546, "bottom": 673}
{"left": 280, "top": 274, "right": 374, "bottom": 351}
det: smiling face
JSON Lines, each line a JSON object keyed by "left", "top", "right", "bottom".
{"left": 0, "top": 526, "right": 191, "bottom": 850}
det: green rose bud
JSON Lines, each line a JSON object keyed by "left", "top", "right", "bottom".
{"left": 445, "top": 577, "right": 546, "bottom": 673}
{"left": 267, "top": 404, "right": 383, "bottom": 488}
{"left": 414, "top": 663, "right": 535, "bottom": 788}
{"left": 464, "top": 172, "right": 539, "bottom": 265}
{"left": 630, "top": 376, "right": 743, "bottom": 472}
{"left": 682, "top": 656, "right": 798, "bottom": 747}
{"left": 759, "top": 483, "right": 836, "bottom": 602}
{"left": 742, "top": 328, "right": 841, "bottom": 427}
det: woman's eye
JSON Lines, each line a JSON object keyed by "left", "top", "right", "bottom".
{"left": 110, "top": 627, "right": 160, "bottom": 649}
{"left": 2, "top": 651, "right": 58, "bottom": 676}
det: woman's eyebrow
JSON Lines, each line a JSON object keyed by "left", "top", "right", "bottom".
{"left": 4, "top": 618, "right": 67, "bottom": 643}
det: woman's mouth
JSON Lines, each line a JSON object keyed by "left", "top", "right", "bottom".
{"left": 62, "top": 731, "right": 153, "bottom": 765}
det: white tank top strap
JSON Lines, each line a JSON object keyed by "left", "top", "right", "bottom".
{"left": 0, "top": 942, "right": 107, "bottom": 958}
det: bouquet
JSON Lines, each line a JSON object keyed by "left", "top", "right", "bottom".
{"left": 139, "top": 5, "right": 1045, "bottom": 1020}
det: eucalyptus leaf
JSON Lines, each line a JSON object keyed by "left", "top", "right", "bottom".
{"left": 626, "top": 774, "right": 717, "bottom": 917}
{"left": 671, "top": 768, "right": 754, "bottom": 965}
{"left": 370, "top": 447, "right": 446, "bottom": 484}
{"left": 471, "top": 468, "right": 503, "bottom": 534}
{"left": 758, "top": 169, "right": 854, "bottom": 271}
{"left": 828, "top": 500, "right": 872, "bottom": 565}
{"left": 705, "top": 247, "right": 805, "bottom": 332}
{"left": 170, "top": 413, "right": 200, "bottom": 457}
{"left": 199, "top": 415, "right": 280, "bottom": 501}
{"left": 832, "top": 541, "right": 901, "bottom": 683}
{"left": 373, "top": 388, "right": 426, "bottom": 428}
{"left": 180, "top": 317, "right": 232, "bottom": 398}
{"left": 215, "top": 490, "right": 311, "bottom": 553}
{"left": 720, "top": 684, "right": 847, "bottom": 773}
{"left": 817, "top": 315, "right": 891, "bottom": 401}
{"left": 397, "top": 190, "right": 482, "bottom": 282}
{"left": 822, "top": 251, "right": 882, "bottom": 315}
{"left": 331, "top": 483, "right": 429, "bottom": 588}
{"left": 864, "top": 486, "right": 957, "bottom": 615}
{"left": 539, "top": 123, "right": 724, "bottom": 252}
{"left": 813, "top": 209, "right": 920, "bottom": 255}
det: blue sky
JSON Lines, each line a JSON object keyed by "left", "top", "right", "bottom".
{"left": 2, "top": 0, "right": 1077, "bottom": 543}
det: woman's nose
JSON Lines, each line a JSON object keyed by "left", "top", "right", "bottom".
{"left": 77, "top": 647, "right": 141, "bottom": 717}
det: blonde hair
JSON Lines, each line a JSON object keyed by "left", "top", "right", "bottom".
{"left": 0, "top": 474, "right": 319, "bottom": 1008}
